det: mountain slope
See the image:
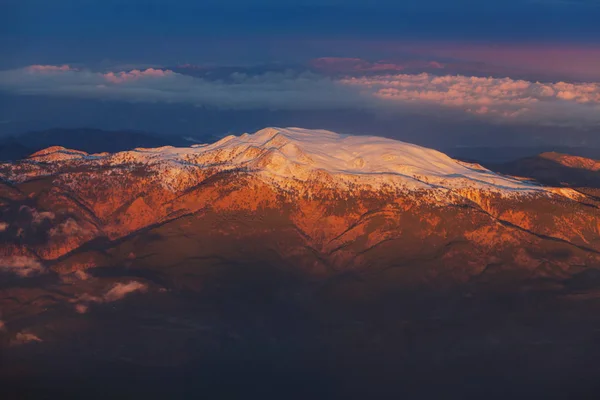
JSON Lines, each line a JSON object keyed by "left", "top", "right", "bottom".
{"left": 1, "top": 127, "right": 560, "bottom": 194}
{"left": 491, "top": 151, "right": 600, "bottom": 191}
{"left": 1, "top": 127, "right": 598, "bottom": 288}
{"left": 4, "top": 128, "right": 600, "bottom": 399}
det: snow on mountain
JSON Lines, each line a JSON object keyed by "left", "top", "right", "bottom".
{"left": 1, "top": 127, "right": 574, "bottom": 197}
{"left": 28, "top": 146, "right": 89, "bottom": 162}
{"left": 107, "top": 127, "right": 551, "bottom": 194}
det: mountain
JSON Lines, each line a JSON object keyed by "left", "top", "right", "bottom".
{"left": 3, "top": 127, "right": 600, "bottom": 399}
{"left": 0, "top": 128, "right": 192, "bottom": 162}
{"left": 0, "top": 127, "right": 596, "bottom": 281}
{"left": 491, "top": 152, "right": 600, "bottom": 192}
{"left": 447, "top": 146, "right": 600, "bottom": 164}
{"left": 0, "top": 138, "right": 31, "bottom": 162}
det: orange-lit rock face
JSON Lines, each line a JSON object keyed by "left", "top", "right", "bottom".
{"left": 540, "top": 152, "right": 600, "bottom": 172}
{"left": 1, "top": 128, "right": 599, "bottom": 286}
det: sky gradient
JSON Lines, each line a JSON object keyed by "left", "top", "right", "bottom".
{"left": 1, "top": 0, "right": 599, "bottom": 151}
{"left": 3, "top": 0, "right": 600, "bottom": 67}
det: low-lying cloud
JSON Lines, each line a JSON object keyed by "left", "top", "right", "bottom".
{"left": 1, "top": 65, "right": 600, "bottom": 126}
{"left": 0, "top": 65, "right": 360, "bottom": 110}
{"left": 0, "top": 256, "right": 45, "bottom": 277}
{"left": 103, "top": 281, "right": 148, "bottom": 302}
{"left": 19, "top": 205, "right": 55, "bottom": 225}
{"left": 26, "top": 64, "right": 74, "bottom": 73}
{"left": 341, "top": 74, "right": 600, "bottom": 126}
{"left": 48, "top": 218, "right": 89, "bottom": 237}
{"left": 73, "top": 280, "right": 149, "bottom": 313}
{"left": 12, "top": 331, "right": 43, "bottom": 345}
{"left": 103, "top": 68, "right": 174, "bottom": 84}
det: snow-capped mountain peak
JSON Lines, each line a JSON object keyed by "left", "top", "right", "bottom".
{"left": 106, "top": 127, "right": 548, "bottom": 194}
{"left": 4, "top": 127, "right": 573, "bottom": 197}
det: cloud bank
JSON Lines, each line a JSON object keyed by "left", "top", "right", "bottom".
{"left": 1, "top": 65, "right": 600, "bottom": 126}
{"left": 341, "top": 74, "right": 600, "bottom": 126}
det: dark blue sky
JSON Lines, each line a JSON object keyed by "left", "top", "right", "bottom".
{"left": 3, "top": 0, "right": 600, "bottom": 38}
{"left": 1, "top": 0, "right": 600, "bottom": 148}
{"left": 2, "top": 0, "right": 600, "bottom": 67}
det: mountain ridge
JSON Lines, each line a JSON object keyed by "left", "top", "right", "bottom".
{"left": 0, "top": 128, "right": 194, "bottom": 162}
{"left": 4, "top": 127, "right": 569, "bottom": 198}
{"left": 1, "top": 127, "right": 598, "bottom": 287}
{"left": 4, "top": 127, "right": 600, "bottom": 396}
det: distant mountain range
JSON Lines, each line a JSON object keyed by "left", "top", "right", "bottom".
{"left": 4, "top": 127, "right": 600, "bottom": 166}
{"left": 490, "top": 152, "right": 600, "bottom": 189}
{"left": 0, "top": 128, "right": 194, "bottom": 162}
{"left": 446, "top": 145, "right": 600, "bottom": 164}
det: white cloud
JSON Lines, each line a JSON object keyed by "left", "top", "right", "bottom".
{"left": 339, "top": 73, "right": 600, "bottom": 126}
{"left": 0, "top": 65, "right": 362, "bottom": 110}
{"left": 72, "top": 280, "right": 149, "bottom": 313}
{"left": 103, "top": 281, "right": 148, "bottom": 302}
{"left": 1, "top": 65, "right": 600, "bottom": 126}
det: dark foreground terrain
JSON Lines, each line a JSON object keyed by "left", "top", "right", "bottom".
{"left": 3, "top": 265, "right": 600, "bottom": 400}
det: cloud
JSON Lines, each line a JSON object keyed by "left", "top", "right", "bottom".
{"left": 73, "top": 280, "right": 149, "bottom": 313}
{"left": 310, "top": 57, "right": 445, "bottom": 74}
{"left": 25, "top": 64, "right": 74, "bottom": 73}
{"left": 102, "top": 68, "right": 174, "bottom": 84}
{"left": 18, "top": 205, "right": 55, "bottom": 225}
{"left": 0, "top": 256, "right": 45, "bottom": 277}
{"left": 0, "top": 222, "right": 8, "bottom": 232}
{"left": 1, "top": 65, "right": 600, "bottom": 126}
{"left": 49, "top": 218, "right": 88, "bottom": 237}
{"left": 75, "top": 303, "right": 89, "bottom": 314}
{"left": 103, "top": 281, "right": 148, "bottom": 302}
{"left": 0, "top": 66, "right": 361, "bottom": 110}
{"left": 11, "top": 331, "right": 43, "bottom": 346}
{"left": 340, "top": 73, "right": 600, "bottom": 126}
{"left": 60, "top": 269, "right": 92, "bottom": 284}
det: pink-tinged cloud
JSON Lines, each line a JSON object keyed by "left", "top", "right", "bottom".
{"left": 339, "top": 73, "right": 600, "bottom": 124}
{"left": 2, "top": 65, "right": 600, "bottom": 126}
{"left": 11, "top": 332, "right": 43, "bottom": 346}
{"left": 26, "top": 65, "right": 73, "bottom": 73}
{"left": 103, "top": 68, "right": 173, "bottom": 84}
